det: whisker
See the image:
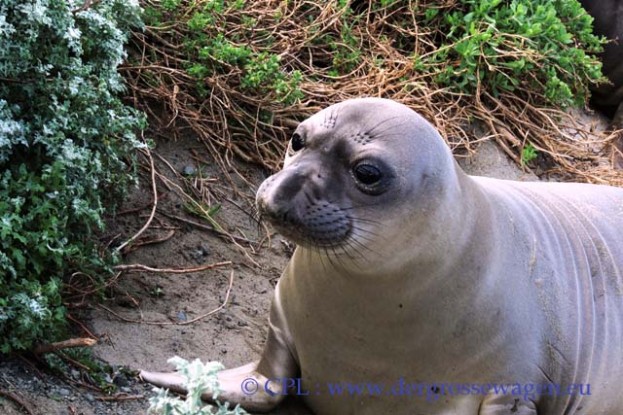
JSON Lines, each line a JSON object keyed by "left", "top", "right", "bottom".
{"left": 316, "top": 244, "right": 329, "bottom": 275}
{"left": 344, "top": 239, "right": 373, "bottom": 261}
{"left": 366, "top": 117, "right": 406, "bottom": 139}
{"left": 251, "top": 209, "right": 263, "bottom": 228}
{"left": 331, "top": 245, "right": 344, "bottom": 269}
{"left": 349, "top": 226, "right": 380, "bottom": 240}
{"left": 337, "top": 239, "right": 362, "bottom": 264}
{"left": 348, "top": 216, "right": 382, "bottom": 226}
{"left": 325, "top": 245, "right": 340, "bottom": 270}
{"left": 303, "top": 190, "right": 314, "bottom": 205}
{"left": 366, "top": 116, "right": 399, "bottom": 134}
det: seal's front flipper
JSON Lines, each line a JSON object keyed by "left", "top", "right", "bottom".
{"left": 141, "top": 297, "right": 299, "bottom": 413}
{"left": 139, "top": 369, "right": 187, "bottom": 395}
{"left": 140, "top": 361, "right": 287, "bottom": 412}
{"left": 211, "top": 361, "right": 291, "bottom": 412}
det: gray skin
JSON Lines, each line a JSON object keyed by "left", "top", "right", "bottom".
{"left": 579, "top": 0, "right": 623, "bottom": 160}
{"left": 141, "top": 98, "right": 623, "bottom": 414}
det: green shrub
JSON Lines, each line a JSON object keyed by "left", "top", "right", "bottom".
{"left": 129, "top": 0, "right": 605, "bottom": 177}
{"left": 143, "top": 0, "right": 304, "bottom": 105}
{"left": 521, "top": 142, "right": 538, "bottom": 165}
{"left": 419, "top": 0, "right": 604, "bottom": 107}
{"left": 0, "top": 0, "right": 144, "bottom": 353}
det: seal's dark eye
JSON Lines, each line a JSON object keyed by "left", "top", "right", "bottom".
{"left": 291, "top": 133, "right": 305, "bottom": 152}
{"left": 351, "top": 160, "right": 392, "bottom": 196}
{"left": 353, "top": 163, "right": 382, "bottom": 185}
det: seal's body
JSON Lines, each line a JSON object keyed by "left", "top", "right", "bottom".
{"left": 282, "top": 178, "right": 623, "bottom": 415}
{"left": 142, "top": 99, "right": 623, "bottom": 414}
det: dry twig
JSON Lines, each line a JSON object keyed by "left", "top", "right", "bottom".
{"left": 0, "top": 390, "right": 35, "bottom": 415}
{"left": 115, "top": 141, "right": 159, "bottom": 253}
{"left": 34, "top": 338, "right": 97, "bottom": 356}
{"left": 113, "top": 261, "right": 231, "bottom": 274}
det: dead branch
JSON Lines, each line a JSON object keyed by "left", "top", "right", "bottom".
{"left": 115, "top": 142, "right": 159, "bottom": 253}
{"left": 113, "top": 261, "right": 231, "bottom": 274}
{"left": 0, "top": 390, "right": 35, "bottom": 415}
{"left": 33, "top": 338, "right": 97, "bottom": 356}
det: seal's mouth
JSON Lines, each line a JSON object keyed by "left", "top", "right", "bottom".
{"left": 270, "top": 224, "right": 352, "bottom": 249}
{"left": 258, "top": 205, "right": 353, "bottom": 249}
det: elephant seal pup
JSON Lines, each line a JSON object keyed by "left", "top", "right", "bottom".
{"left": 142, "top": 98, "right": 623, "bottom": 414}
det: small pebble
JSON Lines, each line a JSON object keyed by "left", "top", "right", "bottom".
{"left": 182, "top": 165, "right": 196, "bottom": 176}
{"left": 224, "top": 319, "right": 237, "bottom": 330}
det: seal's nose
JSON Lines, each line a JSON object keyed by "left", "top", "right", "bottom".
{"left": 256, "top": 169, "right": 307, "bottom": 223}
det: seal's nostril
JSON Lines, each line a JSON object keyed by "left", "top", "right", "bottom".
{"left": 258, "top": 200, "right": 290, "bottom": 225}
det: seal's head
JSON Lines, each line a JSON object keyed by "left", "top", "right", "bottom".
{"left": 256, "top": 98, "right": 464, "bottom": 266}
